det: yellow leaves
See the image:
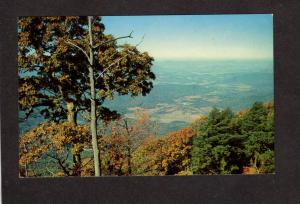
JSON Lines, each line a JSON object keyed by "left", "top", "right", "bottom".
{"left": 182, "top": 159, "right": 190, "bottom": 166}
{"left": 52, "top": 134, "right": 65, "bottom": 152}
{"left": 56, "top": 42, "right": 69, "bottom": 53}
{"left": 18, "top": 32, "right": 30, "bottom": 47}
{"left": 132, "top": 127, "right": 196, "bottom": 176}
{"left": 19, "top": 81, "right": 37, "bottom": 95}
{"left": 18, "top": 78, "right": 40, "bottom": 109}
{"left": 19, "top": 122, "right": 90, "bottom": 168}
{"left": 161, "top": 160, "right": 168, "bottom": 169}
{"left": 93, "top": 24, "right": 101, "bottom": 32}
{"left": 54, "top": 172, "right": 66, "bottom": 177}
{"left": 71, "top": 144, "right": 83, "bottom": 155}
{"left": 81, "top": 157, "right": 94, "bottom": 176}
{"left": 99, "top": 89, "right": 106, "bottom": 97}
{"left": 18, "top": 17, "right": 32, "bottom": 30}
{"left": 175, "top": 170, "right": 193, "bottom": 176}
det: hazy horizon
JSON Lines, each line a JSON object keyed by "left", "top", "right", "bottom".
{"left": 102, "top": 14, "right": 273, "bottom": 60}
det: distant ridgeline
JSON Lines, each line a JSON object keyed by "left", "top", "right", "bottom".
{"left": 19, "top": 101, "right": 274, "bottom": 176}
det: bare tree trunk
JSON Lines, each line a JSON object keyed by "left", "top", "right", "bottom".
{"left": 72, "top": 154, "right": 81, "bottom": 176}
{"left": 123, "top": 120, "right": 132, "bottom": 175}
{"left": 67, "top": 101, "right": 77, "bottom": 125}
{"left": 127, "top": 144, "right": 132, "bottom": 175}
{"left": 22, "top": 144, "right": 29, "bottom": 177}
{"left": 253, "top": 152, "right": 260, "bottom": 173}
{"left": 88, "top": 16, "right": 101, "bottom": 176}
{"left": 66, "top": 101, "right": 82, "bottom": 176}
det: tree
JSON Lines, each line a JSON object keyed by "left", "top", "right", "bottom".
{"left": 121, "top": 110, "right": 159, "bottom": 175}
{"left": 131, "top": 136, "right": 165, "bottom": 176}
{"left": 160, "top": 127, "right": 196, "bottom": 175}
{"left": 132, "top": 127, "right": 196, "bottom": 176}
{"left": 19, "top": 122, "right": 90, "bottom": 177}
{"left": 100, "top": 129, "right": 128, "bottom": 176}
{"left": 191, "top": 102, "right": 274, "bottom": 175}
{"left": 191, "top": 108, "right": 247, "bottom": 174}
{"left": 18, "top": 17, "right": 90, "bottom": 123}
{"left": 99, "top": 110, "right": 158, "bottom": 176}
{"left": 239, "top": 102, "right": 274, "bottom": 173}
{"left": 18, "top": 16, "right": 155, "bottom": 176}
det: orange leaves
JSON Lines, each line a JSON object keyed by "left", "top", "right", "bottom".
{"left": 81, "top": 157, "right": 94, "bottom": 176}
{"left": 131, "top": 136, "right": 163, "bottom": 175}
{"left": 161, "top": 128, "right": 196, "bottom": 173}
{"left": 58, "top": 74, "right": 70, "bottom": 82}
{"left": 18, "top": 17, "right": 33, "bottom": 29}
{"left": 20, "top": 111, "right": 196, "bottom": 176}
{"left": 18, "top": 82, "right": 39, "bottom": 108}
{"left": 19, "top": 122, "right": 90, "bottom": 172}
{"left": 56, "top": 38, "right": 70, "bottom": 54}
{"left": 98, "top": 110, "right": 158, "bottom": 176}
{"left": 100, "top": 134, "right": 129, "bottom": 176}
{"left": 132, "top": 127, "right": 196, "bottom": 176}
{"left": 242, "top": 166, "right": 258, "bottom": 174}
{"left": 93, "top": 24, "right": 101, "bottom": 32}
{"left": 71, "top": 143, "right": 83, "bottom": 155}
{"left": 18, "top": 32, "right": 30, "bottom": 47}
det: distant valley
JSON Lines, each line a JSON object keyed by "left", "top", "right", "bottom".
{"left": 20, "top": 59, "right": 274, "bottom": 136}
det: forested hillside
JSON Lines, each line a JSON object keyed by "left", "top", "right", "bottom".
{"left": 19, "top": 101, "right": 274, "bottom": 176}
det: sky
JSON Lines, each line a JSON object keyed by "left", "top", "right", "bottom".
{"left": 102, "top": 14, "right": 273, "bottom": 60}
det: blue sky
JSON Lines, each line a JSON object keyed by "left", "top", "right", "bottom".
{"left": 102, "top": 14, "right": 273, "bottom": 60}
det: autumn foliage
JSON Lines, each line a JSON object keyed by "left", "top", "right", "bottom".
{"left": 19, "top": 122, "right": 90, "bottom": 176}
{"left": 19, "top": 102, "right": 274, "bottom": 177}
{"left": 18, "top": 16, "right": 156, "bottom": 177}
{"left": 18, "top": 16, "right": 274, "bottom": 177}
{"left": 19, "top": 111, "right": 198, "bottom": 177}
{"left": 132, "top": 127, "right": 196, "bottom": 176}
{"left": 99, "top": 111, "right": 158, "bottom": 176}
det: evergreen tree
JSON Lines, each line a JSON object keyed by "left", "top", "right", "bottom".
{"left": 191, "top": 102, "right": 274, "bottom": 175}
{"left": 192, "top": 108, "right": 246, "bottom": 174}
{"left": 240, "top": 102, "right": 274, "bottom": 173}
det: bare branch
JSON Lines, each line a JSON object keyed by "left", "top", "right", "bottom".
{"left": 135, "top": 34, "right": 145, "bottom": 48}
{"left": 93, "top": 31, "right": 134, "bottom": 49}
{"left": 46, "top": 153, "right": 60, "bottom": 161}
{"left": 65, "top": 40, "right": 90, "bottom": 61}
{"left": 46, "top": 167, "right": 55, "bottom": 176}
{"left": 62, "top": 149, "right": 70, "bottom": 163}
{"left": 81, "top": 157, "right": 93, "bottom": 168}
{"left": 47, "top": 153, "right": 71, "bottom": 176}
{"left": 95, "top": 54, "right": 129, "bottom": 81}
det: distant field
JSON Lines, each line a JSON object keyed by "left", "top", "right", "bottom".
{"left": 19, "top": 59, "right": 273, "bottom": 135}
{"left": 104, "top": 59, "right": 274, "bottom": 135}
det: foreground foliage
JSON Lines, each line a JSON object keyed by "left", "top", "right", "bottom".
{"left": 132, "top": 127, "right": 196, "bottom": 176}
{"left": 19, "top": 122, "right": 90, "bottom": 176}
{"left": 19, "top": 102, "right": 274, "bottom": 176}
